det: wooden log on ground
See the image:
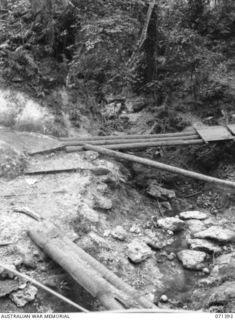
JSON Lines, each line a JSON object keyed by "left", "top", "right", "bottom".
{"left": 59, "top": 130, "right": 196, "bottom": 142}
{"left": 63, "top": 135, "right": 199, "bottom": 147}
{"left": 61, "top": 237, "right": 156, "bottom": 309}
{"left": 83, "top": 144, "right": 235, "bottom": 190}
{"left": 66, "top": 139, "right": 203, "bottom": 153}
{"left": 29, "top": 222, "right": 134, "bottom": 310}
{"left": 29, "top": 221, "right": 154, "bottom": 310}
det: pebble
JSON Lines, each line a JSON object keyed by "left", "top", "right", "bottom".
{"left": 203, "top": 267, "right": 210, "bottom": 274}
{"left": 157, "top": 217, "right": 185, "bottom": 232}
{"left": 111, "top": 226, "right": 127, "bottom": 241}
{"left": 127, "top": 239, "right": 152, "bottom": 263}
{"left": 160, "top": 295, "right": 168, "bottom": 302}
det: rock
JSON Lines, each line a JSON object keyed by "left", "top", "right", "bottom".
{"left": 194, "top": 226, "right": 235, "bottom": 243}
{"left": 202, "top": 267, "right": 210, "bottom": 274}
{"left": 79, "top": 204, "right": 100, "bottom": 223}
{"left": 167, "top": 252, "right": 176, "bottom": 261}
{"left": 160, "top": 295, "right": 168, "bottom": 303}
{"left": 179, "top": 211, "right": 208, "bottom": 220}
{"left": 91, "top": 167, "right": 111, "bottom": 176}
{"left": 205, "top": 281, "right": 235, "bottom": 308}
{"left": 160, "top": 202, "right": 173, "bottom": 215}
{"left": 111, "top": 226, "right": 127, "bottom": 241}
{"left": 147, "top": 237, "right": 174, "bottom": 250}
{"left": 127, "top": 239, "right": 152, "bottom": 263}
{"left": 186, "top": 219, "right": 207, "bottom": 234}
{"left": 130, "top": 225, "right": 141, "bottom": 234}
{"left": 83, "top": 151, "right": 99, "bottom": 161}
{"left": 147, "top": 181, "right": 176, "bottom": 200}
{"left": 187, "top": 238, "right": 222, "bottom": 254}
{"left": 157, "top": 217, "right": 185, "bottom": 232}
{"left": 0, "top": 280, "right": 19, "bottom": 297}
{"left": 92, "top": 196, "right": 112, "bottom": 210}
{"left": 177, "top": 249, "right": 207, "bottom": 270}
{"left": 10, "top": 284, "right": 38, "bottom": 307}
{"left": 96, "top": 183, "right": 108, "bottom": 194}
{"left": 22, "top": 254, "right": 37, "bottom": 270}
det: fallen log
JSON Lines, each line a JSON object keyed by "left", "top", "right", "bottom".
{"left": 62, "top": 236, "right": 156, "bottom": 309}
{"left": 29, "top": 221, "right": 154, "bottom": 310}
{"left": 83, "top": 144, "right": 235, "bottom": 190}
{"left": 59, "top": 130, "right": 196, "bottom": 142}
{"left": 66, "top": 139, "right": 203, "bottom": 153}
{"left": 63, "top": 134, "right": 199, "bottom": 147}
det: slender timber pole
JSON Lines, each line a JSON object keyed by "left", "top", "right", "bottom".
{"left": 84, "top": 144, "right": 235, "bottom": 190}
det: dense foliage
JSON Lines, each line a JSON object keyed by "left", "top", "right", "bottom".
{"left": 0, "top": 0, "right": 234, "bottom": 119}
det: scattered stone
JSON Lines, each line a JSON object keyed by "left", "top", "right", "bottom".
{"left": 157, "top": 217, "right": 185, "bottom": 232}
{"left": 194, "top": 226, "right": 235, "bottom": 243}
{"left": 0, "top": 279, "right": 19, "bottom": 297}
{"left": 179, "top": 211, "right": 208, "bottom": 220}
{"left": 186, "top": 219, "right": 207, "bottom": 234}
{"left": 103, "top": 230, "right": 111, "bottom": 237}
{"left": 146, "top": 236, "right": 174, "bottom": 250}
{"left": 187, "top": 238, "right": 222, "bottom": 254}
{"left": 130, "top": 225, "right": 141, "bottom": 234}
{"left": 10, "top": 284, "right": 38, "bottom": 307}
{"left": 96, "top": 183, "right": 108, "bottom": 194}
{"left": 202, "top": 267, "right": 210, "bottom": 274}
{"left": 167, "top": 252, "right": 176, "bottom": 261}
{"left": 22, "top": 254, "right": 37, "bottom": 270}
{"left": 111, "top": 226, "right": 127, "bottom": 241}
{"left": 91, "top": 167, "right": 111, "bottom": 176}
{"left": 147, "top": 182, "right": 176, "bottom": 200}
{"left": 79, "top": 204, "right": 100, "bottom": 223}
{"left": 177, "top": 249, "right": 207, "bottom": 270}
{"left": 84, "top": 151, "right": 99, "bottom": 161}
{"left": 92, "top": 196, "right": 112, "bottom": 210}
{"left": 127, "top": 239, "right": 152, "bottom": 263}
{"left": 205, "top": 281, "right": 235, "bottom": 307}
{"left": 160, "top": 295, "right": 168, "bottom": 303}
{"left": 160, "top": 202, "right": 173, "bottom": 214}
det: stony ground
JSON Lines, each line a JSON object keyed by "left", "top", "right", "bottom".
{"left": 0, "top": 124, "right": 235, "bottom": 313}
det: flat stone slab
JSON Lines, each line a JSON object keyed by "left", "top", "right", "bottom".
{"left": 194, "top": 226, "right": 235, "bottom": 243}
{"left": 10, "top": 284, "right": 38, "bottom": 307}
{"left": 0, "top": 280, "right": 19, "bottom": 297}
{"left": 180, "top": 211, "right": 208, "bottom": 220}
{"left": 187, "top": 238, "right": 222, "bottom": 254}
{"left": 177, "top": 249, "right": 207, "bottom": 270}
{"left": 205, "top": 281, "right": 235, "bottom": 307}
{"left": 186, "top": 219, "right": 208, "bottom": 234}
{"left": 157, "top": 217, "right": 185, "bottom": 232}
{"left": 127, "top": 239, "right": 152, "bottom": 263}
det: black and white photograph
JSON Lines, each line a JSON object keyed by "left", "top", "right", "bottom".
{"left": 0, "top": 0, "right": 234, "bottom": 316}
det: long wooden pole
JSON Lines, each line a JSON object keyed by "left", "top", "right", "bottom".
{"left": 59, "top": 130, "right": 196, "bottom": 142}
{"left": 84, "top": 144, "right": 235, "bottom": 190}
{"left": 61, "top": 237, "right": 156, "bottom": 309}
{"left": 63, "top": 135, "right": 199, "bottom": 146}
{"left": 29, "top": 222, "right": 133, "bottom": 310}
{"left": 66, "top": 139, "right": 203, "bottom": 153}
